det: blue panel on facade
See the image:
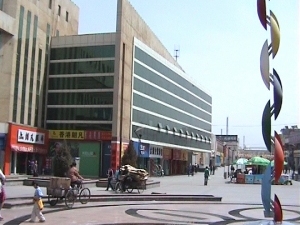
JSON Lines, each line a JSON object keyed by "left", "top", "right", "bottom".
{"left": 102, "top": 141, "right": 111, "bottom": 155}
{"left": 0, "top": 134, "right": 6, "bottom": 151}
{"left": 133, "top": 141, "right": 149, "bottom": 158}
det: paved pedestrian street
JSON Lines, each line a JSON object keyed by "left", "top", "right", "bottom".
{"left": 1, "top": 201, "right": 299, "bottom": 225}
{"left": 2, "top": 168, "right": 300, "bottom": 224}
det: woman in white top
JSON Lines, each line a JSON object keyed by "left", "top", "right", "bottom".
{"left": 0, "top": 169, "right": 6, "bottom": 220}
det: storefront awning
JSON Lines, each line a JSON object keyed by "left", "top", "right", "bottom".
{"left": 11, "top": 144, "right": 47, "bottom": 154}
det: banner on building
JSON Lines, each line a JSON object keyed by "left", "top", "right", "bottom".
{"left": 49, "top": 130, "right": 84, "bottom": 140}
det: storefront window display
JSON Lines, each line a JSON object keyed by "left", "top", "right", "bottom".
{"left": 149, "top": 145, "right": 163, "bottom": 176}
{"left": 163, "top": 148, "right": 172, "bottom": 175}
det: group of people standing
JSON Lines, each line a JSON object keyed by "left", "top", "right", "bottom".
{"left": 186, "top": 163, "right": 213, "bottom": 186}
{"left": 187, "top": 163, "right": 199, "bottom": 176}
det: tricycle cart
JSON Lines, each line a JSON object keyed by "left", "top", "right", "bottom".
{"left": 115, "top": 174, "right": 147, "bottom": 194}
{"left": 47, "top": 177, "right": 91, "bottom": 209}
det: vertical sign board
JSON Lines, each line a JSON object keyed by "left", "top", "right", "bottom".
{"left": 133, "top": 141, "right": 149, "bottom": 158}
{"left": 79, "top": 143, "right": 101, "bottom": 177}
{"left": 101, "top": 141, "right": 111, "bottom": 178}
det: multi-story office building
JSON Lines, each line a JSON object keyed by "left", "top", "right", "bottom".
{"left": 46, "top": 0, "right": 212, "bottom": 177}
{"left": 0, "top": 0, "right": 79, "bottom": 174}
{"left": 47, "top": 34, "right": 115, "bottom": 178}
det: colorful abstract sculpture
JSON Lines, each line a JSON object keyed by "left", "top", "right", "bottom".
{"left": 257, "top": 0, "right": 284, "bottom": 223}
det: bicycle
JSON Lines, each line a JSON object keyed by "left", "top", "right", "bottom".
{"left": 48, "top": 182, "right": 91, "bottom": 209}
{"left": 65, "top": 182, "right": 91, "bottom": 209}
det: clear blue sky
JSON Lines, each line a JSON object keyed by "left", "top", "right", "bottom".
{"left": 72, "top": 0, "right": 299, "bottom": 148}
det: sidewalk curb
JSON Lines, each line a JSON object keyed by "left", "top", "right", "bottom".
{"left": 4, "top": 195, "right": 222, "bottom": 209}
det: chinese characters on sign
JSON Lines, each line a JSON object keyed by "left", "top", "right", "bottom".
{"left": 49, "top": 130, "right": 112, "bottom": 140}
{"left": 85, "top": 131, "right": 101, "bottom": 140}
{"left": 140, "top": 144, "right": 146, "bottom": 155}
{"left": 49, "top": 130, "right": 85, "bottom": 140}
{"left": 17, "top": 129, "right": 45, "bottom": 145}
{"left": 216, "top": 135, "right": 238, "bottom": 142}
{"left": 11, "top": 144, "right": 47, "bottom": 154}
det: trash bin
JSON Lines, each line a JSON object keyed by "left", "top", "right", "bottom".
{"left": 295, "top": 173, "right": 299, "bottom": 181}
{"left": 224, "top": 172, "right": 227, "bottom": 179}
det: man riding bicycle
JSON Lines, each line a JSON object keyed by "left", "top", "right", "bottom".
{"left": 68, "top": 162, "right": 83, "bottom": 188}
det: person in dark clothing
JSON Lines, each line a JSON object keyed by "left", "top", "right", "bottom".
{"left": 106, "top": 168, "right": 114, "bottom": 191}
{"left": 204, "top": 166, "right": 210, "bottom": 185}
{"left": 191, "top": 164, "right": 195, "bottom": 176}
{"left": 230, "top": 165, "right": 235, "bottom": 172}
{"left": 122, "top": 166, "right": 130, "bottom": 192}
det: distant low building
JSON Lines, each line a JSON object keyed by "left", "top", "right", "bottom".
{"left": 280, "top": 126, "right": 300, "bottom": 171}
{"left": 216, "top": 135, "right": 239, "bottom": 165}
{"left": 238, "top": 148, "right": 273, "bottom": 160}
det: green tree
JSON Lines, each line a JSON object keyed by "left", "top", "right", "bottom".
{"left": 121, "top": 141, "right": 138, "bottom": 167}
{"left": 52, "top": 141, "right": 73, "bottom": 177}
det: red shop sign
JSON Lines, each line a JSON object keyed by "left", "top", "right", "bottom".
{"left": 85, "top": 131, "right": 112, "bottom": 141}
{"left": 85, "top": 131, "right": 101, "bottom": 140}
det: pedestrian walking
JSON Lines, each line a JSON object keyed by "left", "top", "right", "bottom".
{"left": 30, "top": 181, "right": 45, "bottom": 223}
{"left": 204, "top": 166, "right": 210, "bottom": 185}
{"left": 0, "top": 169, "right": 6, "bottom": 220}
{"left": 30, "top": 160, "right": 34, "bottom": 175}
{"left": 212, "top": 165, "right": 215, "bottom": 175}
{"left": 33, "top": 160, "right": 38, "bottom": 177}
{"left": 106, "top": 167, "right": 114, "bottom": 191}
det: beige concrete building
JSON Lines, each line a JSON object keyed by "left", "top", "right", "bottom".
{"left": 47, "top": 0, "right": 212, "bottom": 177}
{"left": 0, "top": 0, "right": 79, "bottom": 174}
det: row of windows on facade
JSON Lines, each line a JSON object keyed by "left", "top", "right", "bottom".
{"left": 133, "top": 93, "right": 211, "bottom": 131}
{"left": 150, "top": 147, "right": 162, "bottom": 156}
{"left": 157, "top": 123, "right": 211, "bottom": 142}
{"left": 47, "top": 108, "right": 113, "bottom": 121}
{"left": 134, "top": 62, "right": 212, "bottom": 114}
{"left": 13, "top": 5, "right": 46, "bottom": 126}
{"left": 134, "top": 47, "right": 212, "bottom": 104}
{"left": 48, "top": 0, "right": 69, "bottom": 22}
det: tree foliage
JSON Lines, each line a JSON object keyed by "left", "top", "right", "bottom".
{"left": 52, "top": 141, "right": 73, "bottom": 177}
{"left": 121, "top": 141, "right": 138, "bottom": 167}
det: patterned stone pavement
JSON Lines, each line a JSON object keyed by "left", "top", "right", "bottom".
{"left": 1, "top": 201, "right": 299, "bottom": 225}
{"left": 2, "top": 167, "right": 299, "bottom": 224}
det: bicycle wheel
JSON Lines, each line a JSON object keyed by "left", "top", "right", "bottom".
{"left": 65, "top": 189, "right": 76, "bottom": 209}
{"left": 48, "top": 195, "right": 58, "bottom": 206}
{"left": 126, "top": 185, "right": 133, "bottom": 193}
{"left": 79, "top": 188, "right": 90, "bottom": 204}
{"left": 137, "top": 181, "right": 146, "bottom": 194}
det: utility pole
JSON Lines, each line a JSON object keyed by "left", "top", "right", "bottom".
{"left": 226, "top": 117, "right": 230, "bottom": 177}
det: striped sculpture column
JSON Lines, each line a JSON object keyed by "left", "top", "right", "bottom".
{"left": 257, "top": 0, "right": 284, "bottom": 223}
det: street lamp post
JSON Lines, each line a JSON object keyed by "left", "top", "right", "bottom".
{"left": 223, "top": 142, "right": 227, "bottom": 179}
{"left": 134, "top": 127, "right": 144, "bottom": 168}
{"left": 227, "top": 147, "right": 231, "bottom": 177}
